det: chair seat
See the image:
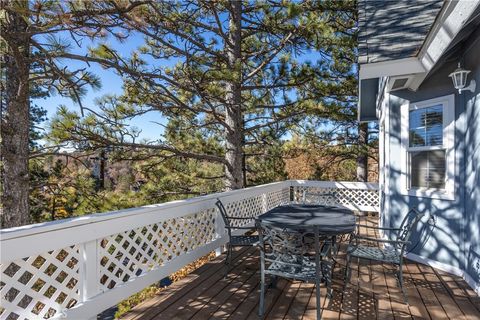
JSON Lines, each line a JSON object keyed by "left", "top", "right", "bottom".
{"left": 347, "top": 245, "right": 400, "bottom": 264}
{"left": 230, "top": 235, "right": 259, "bottom": 246}
{"left": 266, "top": 256, "right": 332, "bottom": 283}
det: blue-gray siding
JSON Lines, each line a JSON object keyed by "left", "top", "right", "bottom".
{"left": 383, "top": 31, "right": 480, "bottom": 289}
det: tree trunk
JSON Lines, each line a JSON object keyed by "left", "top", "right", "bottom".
{"left": 1, "top": 7, "right": 31, "bottom": 228}
{"left": 356, "top": 122, "right": 368, "bottom": 182}
{"left": 224, "top": 0, "right": 244, "bottom": 190}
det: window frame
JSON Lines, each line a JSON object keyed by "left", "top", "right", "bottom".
{"left": 400, "top": 94, "right": 455, "bottom": 200}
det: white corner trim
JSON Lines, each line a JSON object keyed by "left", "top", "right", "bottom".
{"left": 406, "top": 252, "right": 480, "bottom": 296}
{"left": 359, "top": 58, "right": 425, "bottom": 80}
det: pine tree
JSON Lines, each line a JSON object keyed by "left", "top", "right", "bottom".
{"left": 0, "top": 0, "right": 142, "bottom": 227}
{"left": 50, "top": 0, "right": 359, "bottom": 191}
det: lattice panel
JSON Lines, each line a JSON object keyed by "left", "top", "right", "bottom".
{"left": 0, "top": 246, "right": 80, "bottom": 320}
{"left": 98, "top": 208, "right": 216, "bottom": 291}
{"left": 292, "top": 186, "right": 379, "bottom": 212}
{"left": 264, "top": 188, "right": 291, "bottom": 211}
{"left": 224, "top": 195, "right": 263, "bottom": 227}
{"left": 224, "top": 188, "right": 291, "bottom": 228}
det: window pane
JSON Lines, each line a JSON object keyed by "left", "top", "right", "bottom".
{"left": 409, "top": 109, "right": 426, "bottom": 147}
{"left": 410, "top": 150, "right": 446, "bottom": 189}
{"left": 425, "top": 105, "right": 443, "bottom": 146}
{"left": 409, "top": 105, "right": 443, "bottom": 147}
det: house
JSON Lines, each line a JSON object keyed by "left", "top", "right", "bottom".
{"left": 358, "top": 0, "right": 480, "bottom": 295}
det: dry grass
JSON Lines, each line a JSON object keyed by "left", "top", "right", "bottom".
{"left": 115, "top": 251, "right": 216, "bottom": 318}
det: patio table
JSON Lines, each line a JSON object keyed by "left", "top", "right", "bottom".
{"left": 257, "top": 204, "right": 356, "bottom": 236}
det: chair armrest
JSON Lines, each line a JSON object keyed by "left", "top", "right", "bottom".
{"left": 356, "top": 224, "right": 402, "bottom": 231}
{"left": 353, "top": 235, "right": 411, "bottom": 245}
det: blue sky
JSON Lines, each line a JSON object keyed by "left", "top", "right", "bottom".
{"left": 34, "top": 27, "right": 337, "bottom": 143}
{"left": 34, "top": 32, "right": 167, "bottom": 141}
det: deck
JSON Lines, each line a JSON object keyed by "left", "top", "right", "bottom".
{"left": 120, "top": 216, "right": 480, "bottom": 320}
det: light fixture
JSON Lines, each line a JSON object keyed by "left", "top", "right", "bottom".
{"left": 449, "top": 63, "right": 476, "bottom": 94}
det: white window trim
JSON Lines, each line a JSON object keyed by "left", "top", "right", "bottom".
{"left": 400, "top": 94, "right": 455, "bottom": 200}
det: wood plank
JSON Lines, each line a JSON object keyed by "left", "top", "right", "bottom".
{"left": 416, "top": 263, "right": 466, "bottom": 320}
{"left": 357, "top": 220, "right": 377, "bottom": 320}
{"left": 162, "top": 250, "right": 258, "bottom": 319}
{"left": 400, "top": 260, "right": 431, "bottom": 320}
{"left": 381, "top": 262, "right": 411, "bottom": 319}
{"left": 404, "top": 262, "right": 449, "bottom": 319}
{"left": 186, "top": 256, "right": 258, "bottom": 320}
{"left": 357, "top": 260, "right": 377, "bottom": 319}
{"left": 245, "top": 278, "right": 289, "bottom": 320}
{"left": 121, "top": 247, "right": 250, "bottom": 320}
{"left": 265, "top": 280, "right": 301, "bottom": 319}
{"left": 130, "top": 247, "right": 256, "bottom": 320}
{"left": 284, "top": 283, "right": 314, "bottom": 320}
{"left": 367, "top": 220, "right": 393, "bottom": 320}
{"left": 210, "top": 267, "right": 261, "bottom": 319}
{"left": 339, "top": 255, "right": 358, "bottom": 319}
{"left": 370, "top": 259, "right": 394, "bottom": 320}
{"left": 434, "top": 270, "right": 480, "bottom": 320}
{"left": 324, "top": 251, "right": 349, "bottom": 319}
{"left": 228, "top": 281, "right": 262, "bottom": 320}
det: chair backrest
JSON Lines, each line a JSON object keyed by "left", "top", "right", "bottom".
{"left": 395, "top": 208, "right": 425, "bottom": 249}
{"left": 215, "top": 199, "right": 231, "bottom": 229}
{"left": 258, "top": 221, "right": 322, "bottom": 273}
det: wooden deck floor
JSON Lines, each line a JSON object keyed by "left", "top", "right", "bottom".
{"left": 121, "top": 216, "right": 480, "bottom": 320}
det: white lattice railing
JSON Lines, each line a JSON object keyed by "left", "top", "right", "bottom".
{"left": 291, "top": 180, "right": 380, "bottom": 212}
{"left": 0, "top": 180, "right": 378, "bottom": 320}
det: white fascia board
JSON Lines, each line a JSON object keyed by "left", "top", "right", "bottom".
{"left": 359, "top": 57, "right": 425, "bottom": 80}
{"left": 409, "top": 0, "right": 480, "bottom": 91}
{"left": 359, "top": 1, "right": 480, "bottom": 90}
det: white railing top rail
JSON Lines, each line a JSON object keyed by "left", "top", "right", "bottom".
{"left": 290, "top": 180, "right": 379, "bottom": 190}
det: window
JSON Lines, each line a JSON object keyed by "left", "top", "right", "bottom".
{"left": 408, "top": 105, "right": 446, "bottom": 189}
{"left": 400, "top": 95, "right": 455, "bottom": 199}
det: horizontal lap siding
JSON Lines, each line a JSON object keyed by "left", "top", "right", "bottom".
{"left": 384, "top": 28, "right": 480, "bottom": 294}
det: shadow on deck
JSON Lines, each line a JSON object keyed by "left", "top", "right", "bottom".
{"left": 120, "top": 216, "right": 480, "bottom": 320}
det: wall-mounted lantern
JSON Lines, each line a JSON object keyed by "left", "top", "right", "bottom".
{"left": 449, "top": 63, "right": 476, "bottom": 94}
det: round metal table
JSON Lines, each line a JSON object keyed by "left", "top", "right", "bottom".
{"left": 257, "top": 204, "right": 356, "bottom": 236}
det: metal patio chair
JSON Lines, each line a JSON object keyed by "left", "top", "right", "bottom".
{"left": 215, "top": 199, "right": 259, "bottom": 276}
{"left": 345, "top": 208, "right": 425, "bottom": 302}
{"left": 302, "top": 190, "right": 342, "bottom": 256}
{"left": 257, "top": 221, "right": 333, "bottom": 320}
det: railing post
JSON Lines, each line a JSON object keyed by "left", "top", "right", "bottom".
{"left": 78, "top": 239, "right": 99, "bottom": 320}
{"left": 215, "top": 207, "right": 226, "bottom": 257}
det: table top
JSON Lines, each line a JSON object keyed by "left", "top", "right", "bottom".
{"left": 257, "top": 204, "right": 356, "bottom": 235}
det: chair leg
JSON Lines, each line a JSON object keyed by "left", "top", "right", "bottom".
{"left": 316, "top": 279, "right": 322, "bottom": 320}
{"left": 224, "top": 244, "right": 232, "bottom": 278}
{"left": 398, "top": 264, "right": 408, "bottom": 304}
{"left": 258, "top": 259, "right": 265, "bottom": 316}
{"left": 269, "top": 275, "right": 278, "bottom": 288}
{"left": 344, "top": 253, "right": 352, "bottom": 289}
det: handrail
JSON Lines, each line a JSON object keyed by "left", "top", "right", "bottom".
{"left": 0, "top": 180, "right": 379, "bottom": 320}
